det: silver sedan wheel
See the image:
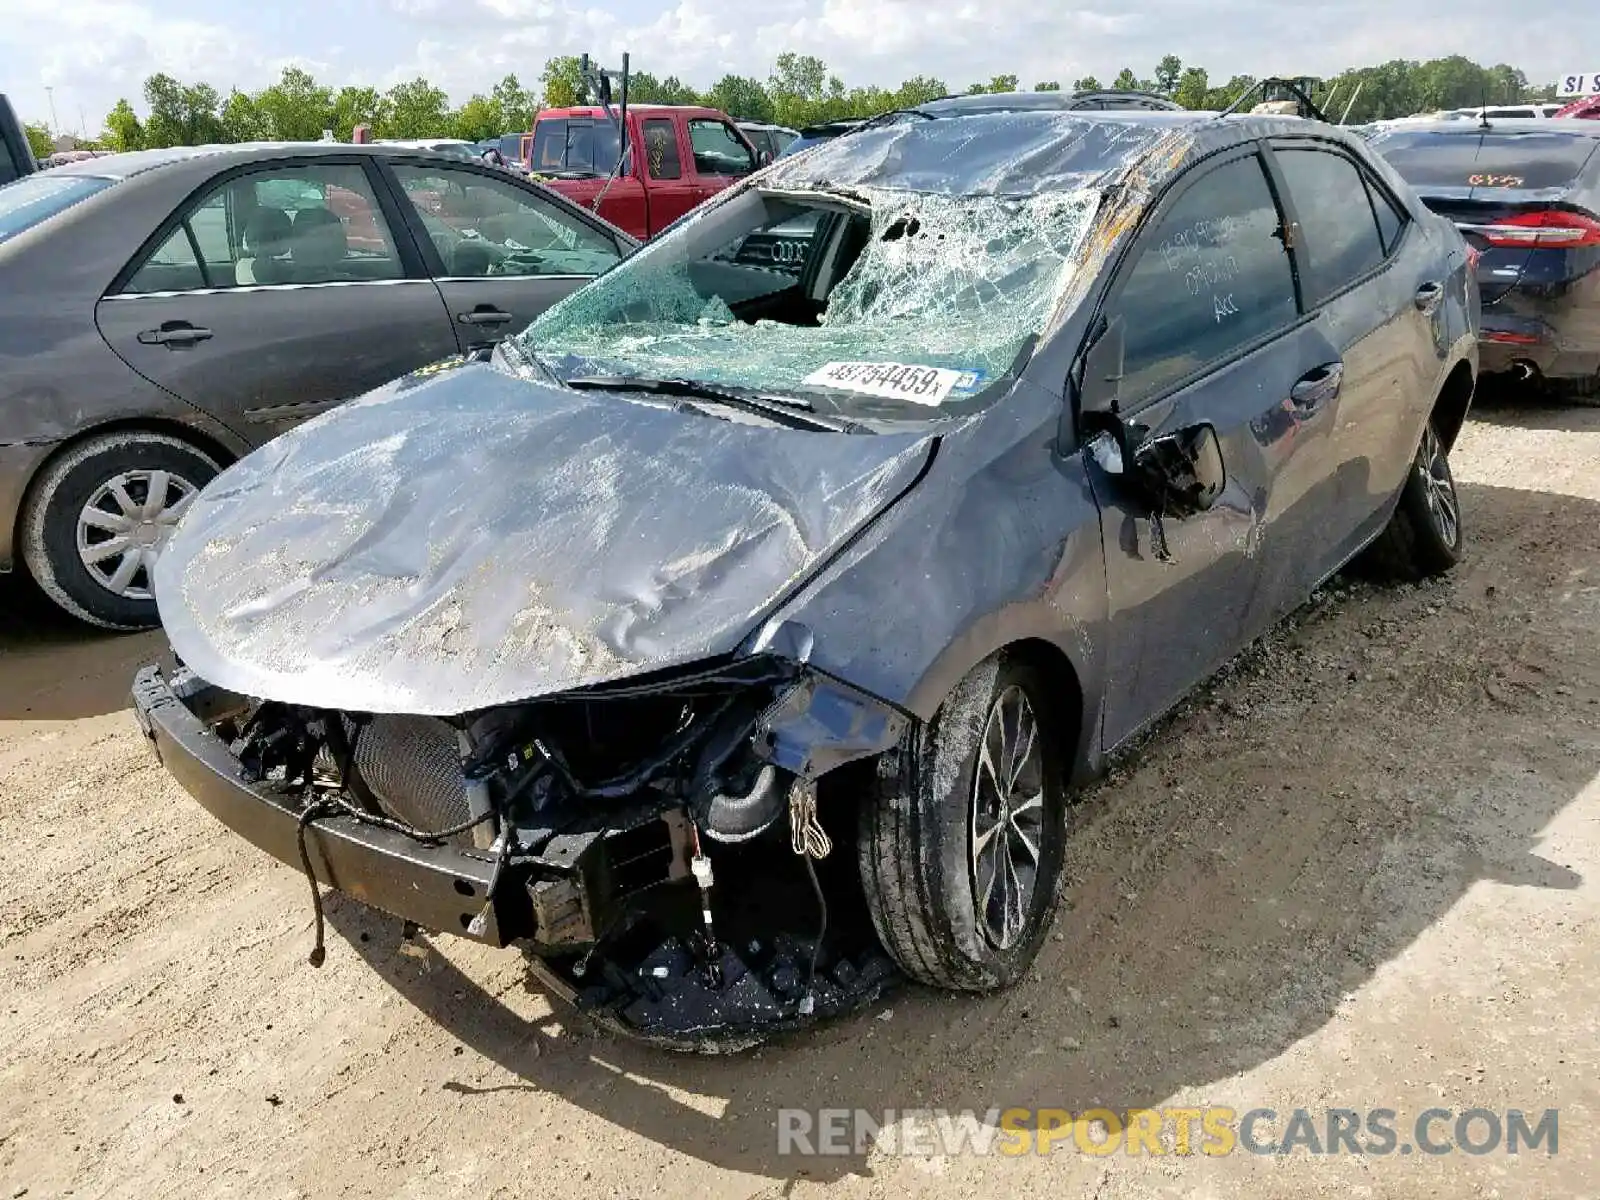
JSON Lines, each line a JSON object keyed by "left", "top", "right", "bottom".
{"left": 970, "top": 684, "right": 1046, "bottom": 950}
{"left": 1418, "top": 425, "right": 1459, "bottom": 549}
{"left": 75, "top": 469, "right": 199, "bottom": 600}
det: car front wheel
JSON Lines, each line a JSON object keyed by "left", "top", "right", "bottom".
{"left": 20, "top": 431, "right": 220, "bottom": 630}
{"left": 858, "top": 652, "right": 1069, "bottom": 991}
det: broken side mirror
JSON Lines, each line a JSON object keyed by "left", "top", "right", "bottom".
{"left": 1130, "top": 424, "right": 1226, "bottom": 517}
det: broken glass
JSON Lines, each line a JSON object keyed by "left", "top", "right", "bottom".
{"left": 518, "top": 185, "right": 1100, "bottom": 416}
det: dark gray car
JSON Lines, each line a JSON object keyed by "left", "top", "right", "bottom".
{"left": 133, "top": 110, "right": 1477, "bottom": 1048}
{"left": 0, "top": 142, "right": 637, "bottom": 629}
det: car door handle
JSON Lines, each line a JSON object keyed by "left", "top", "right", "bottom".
{"left": 457, "top": 307, "right": 514, "bottom": 327}
{"left": 137, "top": 323, "right": 213, "bottom": 347}
{"left": 1289, "top": 361, "right": 1343, "bottom": 412}
{"left": 1414, "top": 281, "right": 1444, "bottom": 314}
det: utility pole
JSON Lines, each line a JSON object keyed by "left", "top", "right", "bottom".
{"left": 45, "top": 86, "right": 59, "bottom": 134}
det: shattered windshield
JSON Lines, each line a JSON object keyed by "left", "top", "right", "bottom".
{"left": 514, "top": 183, "right": 1100, "bottom": 419}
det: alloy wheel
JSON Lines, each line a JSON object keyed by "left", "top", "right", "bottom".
{"left": 1417, "top": 425, "right": 1459, "bottom": 549}
{"left": 970, "top": 684, "right": 1046, "bottom": 950}
{"left": 75, "top": 469, "right": 200, "bottom": 600}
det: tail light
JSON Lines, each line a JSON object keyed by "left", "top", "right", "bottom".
{"left": 1469, "top": 210, "right": 1600, "bottom": 248}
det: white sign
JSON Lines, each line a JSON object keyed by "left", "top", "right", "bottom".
{"left": 1556, "top": 73, "right": 1600, "bottom": 97}
{"left": 802, "top": 361, "right": 968, "bottom": 406}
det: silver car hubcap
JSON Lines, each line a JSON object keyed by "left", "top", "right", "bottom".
{"left": 1417, "top": 426, "right": 1459, "bottom": 548}
{"left": 971, "top": 685, "right": 1046, "bottom": 950}
{"left": 75, "top": 469, "right": 199, "bottom": 600}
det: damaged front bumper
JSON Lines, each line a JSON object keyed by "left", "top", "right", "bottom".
{"left": 133, "top": 664, "right": 512, "bottom": 946}
{"left": 132, "top": 655, "right": 909, "bottom": 1049}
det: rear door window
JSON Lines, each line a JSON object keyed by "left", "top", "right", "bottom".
{"left": 120, "top": 163, "right": 403, "bottom": 292}
{"left": 1112, "top": 153, "right": 1300, "bottom": 403}
{"left": 1273, "top": 147, "right": 1389, "bottom": 301}
{"left": 641, "top": 118, "right": 682, "bottom": 180}
{"left": 529, "top": 119, "right": 620, "bottom": 176}
{"left": 1371, "top": 130, "right": 1600, "bottom": 192}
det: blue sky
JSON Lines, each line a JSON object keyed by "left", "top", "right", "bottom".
{"left": 3, "top": 0, "right": 1592, "bottom": 134}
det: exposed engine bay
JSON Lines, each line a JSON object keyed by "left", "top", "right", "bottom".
{"left": 175, "top": 654, "right": 907, "bottom": 1050}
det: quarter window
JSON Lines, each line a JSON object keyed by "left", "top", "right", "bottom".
{"left": 1274, "top": 148, "right": 1389, "bottom": 301}
{"left": 642, "top": 118, "right": 682, "bottom": 180}
{"left": 688, "top": 119, "right": 755, "bottom": 177}
{"left": 1113, "top": 154, "right": 1300, "bottom": 402}
{"left": 120, "top": 163, "right": 402, "bottom": 293}
{"left": 392, "top": 165, "right": 621, "bottom": 278}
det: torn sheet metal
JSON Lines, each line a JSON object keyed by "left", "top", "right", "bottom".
{"left": 154, "top": 363, "right": 934, "bottom": 716}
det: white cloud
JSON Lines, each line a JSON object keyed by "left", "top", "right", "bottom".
{"left": 0, "top": 0, "right": 1587, "bottom": 131}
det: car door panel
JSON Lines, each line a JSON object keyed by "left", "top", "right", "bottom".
{"left": 1267, "top": 142, "right": 1445, "bottom": 588}
{"left": 1082, "top": 148, "right": 1336, "bottom": 749}
{"left": 96, "top": 281, "right": 461, "bottom": 443}
{"left": 1087, "top": 322, "right": 1334, "bottom": 748}
{"left": 639, "top": 116, "right": 702, "bottom": 233}
{"left": 95, "top": 159, "right": 462, "bottom": 445}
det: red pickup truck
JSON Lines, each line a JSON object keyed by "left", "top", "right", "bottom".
{"left": 524, "top": 104, "right": 765, "bottom": 240}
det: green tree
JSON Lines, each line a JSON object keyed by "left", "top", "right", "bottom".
{"left": 453, "top": 94, "right": 503, "bottom": 141}
{"left": 142, "top": 74, "right": 224, "bottom": 146}
{"left": 24, "top": 121, "right": 53, "bottom": 159}
{"left": 1072, "top": 76, "right": 1101, "bottom": 91}
{"left": 892, "top": 76, "right": 948, "bottom": 107}
{"left": 104, "top": 99, "right": 144, "bottom": 151}
{"left": 1174, "top": 67, "right": 1210, "bottom": 110}
{"left": 1202, "top": 74, "right": 1258, "bottom": 112}
{"left": 1153, "top": 54, "right": 1184, "bottom": 96}
{"left": 331, "top": 86, "right": 385, "bottom": 140}
{"left": 256, "top": 66, "right": 334, "bottom": 141}
{"left": 704, "top": 74, "right": 772, "bottom": 122}
{"left": 540, "top": 56, "right": 586, "bottom": 108}
{"left": 384, "top": 77, "right": 451, "bottom": 137}
{"left": 768, "top": 52, "right": 831, "bottom": 126}
{"left": 220, "top": 89, "right": 271, "bottom": 141}
{"left": 625, "top": 72, "right": 701, "bottom": 105}
{"left": 1112, "top": 67, "right": 1142, "bottom": 92}
{"left": 1034, "top": 81, "right": 1061, "bottom": 92}
{"left": 490, "top": 74, "right": 535, "bottom": 131}
{"left": 986, "top": 74, "right": 1019, "bottom": 93}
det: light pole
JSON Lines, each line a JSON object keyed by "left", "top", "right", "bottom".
{"left": 45, "top": 86, "right": 59, "bottom": 135}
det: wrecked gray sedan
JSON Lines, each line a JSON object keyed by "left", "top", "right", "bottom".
{"left": 133, "top": 108, "right": 1479, "bottom": 1048}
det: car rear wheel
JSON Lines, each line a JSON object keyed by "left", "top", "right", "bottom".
{"left": 1359, "top": 419, "right": 1462, "bottom": 582}
{"left": 20, "top": 431, "right": 220, "bottom": 631}
{"left": 858, "top": 653, "right": 1068, "bottom": 991}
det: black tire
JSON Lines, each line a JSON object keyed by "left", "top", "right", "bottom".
{"left": 858, "top": 652, "right": 1069, "bottom": 991}
{"left": 20, "top": 432, "right": 220, "bottom": 631}
{"left": 1359, "top": 419, "right": 1462, "bottom": 582}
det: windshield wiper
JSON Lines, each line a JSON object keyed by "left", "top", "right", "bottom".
{"left": 565, "top": 375, "right": 861, "bottom": 433}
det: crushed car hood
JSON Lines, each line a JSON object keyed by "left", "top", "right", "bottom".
{"left": 155, "top": 362, "right": 935, "bottom": 715}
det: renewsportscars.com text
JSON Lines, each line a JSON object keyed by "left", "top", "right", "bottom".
{"left": 777, "top": 1106, "right": 1559, "bottom": 1158}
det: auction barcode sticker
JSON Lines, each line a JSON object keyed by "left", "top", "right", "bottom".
{"left": 802, "top": 361, "right": 968, "bottom": 406}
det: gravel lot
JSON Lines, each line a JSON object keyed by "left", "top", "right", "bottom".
{"left": 1, "top": 395, "right": 1597, "bottom": 1198}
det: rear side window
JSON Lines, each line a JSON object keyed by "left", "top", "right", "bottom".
{"left": 529, "top": 119, "right": 620, "bottom": 176}
{"left": 1113, "top": 154, "right": 1299, "bottom": 402}
{"left": 642, "top": 118, "right": 681, "bottom": 180}
{"left": 1371, "top": 130, "right": 1600, "bottom": 192}
{"left": 1369, "top": 178, "right": 1406, "bottom": 255}
{"left": 0, "top": 174, "right": 114, "bottom": 243}
{"left": 1274, "top": 148, "right": 1388, "bottom": 299}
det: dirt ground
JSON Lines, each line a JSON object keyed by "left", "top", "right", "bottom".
{"left": 1, "top": 395, "right": 1597, "bottom": 1199}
